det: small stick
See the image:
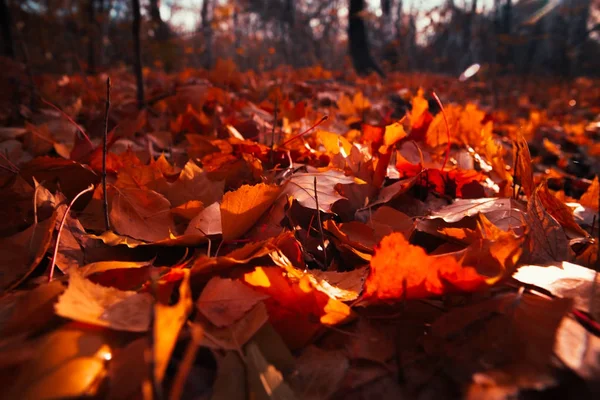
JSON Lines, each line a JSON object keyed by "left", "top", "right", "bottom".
{"left": 41, "top": 98, "right": 93, "bottom": 146}
{"left": 512, "top": 144, "right": 520, "bottom": 200}
{"left": 103, "top": 77, "right": 111, "bottom": 231}
{"left": 431, "top": 91, "right": 450, "bottom": 171}
{"left": 270, "top": 95, "right": 278, "bottom": 165}
{"left": 48, "top": 184, "right": 95, "bottom": 282}
{"left": 280, "top": 115, "right": 328, "bottom": 147}
{"left": 313, "top": 177, "right": 327, "bottom": 267}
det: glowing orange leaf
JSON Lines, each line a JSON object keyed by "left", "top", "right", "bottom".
{"left": 364, "top": 233, "right": 487, "bottom": 302}
{"left": 243, "top": 266, "right": 354, "bottom": 349}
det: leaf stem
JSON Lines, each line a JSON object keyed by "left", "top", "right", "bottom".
{"left": 431, "top": 91, "right": 450, "bottom": 171}
{"left": 313, "top": 177, "right": 327, "bottom": 267}
{"left": 103, "top": 77, "right": 111, "bottom": 231}
{"left": 48, "top": 184, "right": 95, "bottom": 282}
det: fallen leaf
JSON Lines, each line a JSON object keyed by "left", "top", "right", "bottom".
{"left": 243, "top": 266, "right": 354, "bottom": 349}
{"left": 0, "top": 211, "right": 58, "bottom": 292}
{"left": 363, "top": 233, "right": 488, "bottom": 302}
{"left": 525, "top": 185, "right": 571, "bottom": 263}
{"left": 283, "top": 168, "right": 356, "bottom": 212}
{"left": 109, "top": 187, "right": 175, "bottom": 242}
{"left": 513, "top": 133, "right": 534, "bottom": 197}
{"left": 197, "top": 276, "right": 269, "bottom": 327}
{"left": 5, "top": 328, "right": 113, "bottom": 399}
{"left": 55, "top": 270, "right": 152, "bottom": 332}
{"left": 221, "top": 183, "right": 282, "bottom": 241}
{"left": 579, "top": 176, "right": 599, "bottom": 210}
{"left": 153, "top": 268, "right": 193, "bottom": 382}
{"left": 288, "top": 346, "right": 349, "bottom": 400}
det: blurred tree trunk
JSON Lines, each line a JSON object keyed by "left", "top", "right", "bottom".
{"left": 88, "top": 0, "right": 96, "bottom": 74}
{"left": 568, "top": 0, "right": 591, "bottom": 74}
{"left": 502, "top": 0, "right": 513, "bottom": 68}
{"left": 0, "top": 0, "right": 14, "bottom": 58}
{"left": 201, "top": 0, "right": 213, "bottom": 69}
{"left": 132, "top": 0, "right": 144, "bottom": 109}
{"left": 149, "top": 0, "right": 170, "bottom": 41}
{"left": 348, "top": 0, "right": 385, "bottom": 76}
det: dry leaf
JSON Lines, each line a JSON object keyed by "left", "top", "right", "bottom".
{"left": 153, "top": 269, "right": 193, "bottom": 382}
{"left": 197, "top": 276, "right": 269, "bottom": 327}
{"left": 55, "top": 270, "right": 152, "bottom": 332}
{"left": 0, "top": 212, "right": 57, "bottom": 292}
{"left": 363, "top": 233, "right": 488, "bottom": 302}
{"left": 283, "top": 168, "right": 356, "bottom": 212}
{"left": 109, "top": 187, "right": 175, "bottom": 242}
{"left": 221, "top": 183, "right": 282, "bottom": 241}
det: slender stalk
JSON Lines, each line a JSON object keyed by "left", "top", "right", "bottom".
{"left": 49, "top": 185, "right": 95, "bottom": 282}
{"left": 432, "top": 91, "right": 450, "bottom": 171}
{"left": 103, "top": 77, "right": 111, "bottom": 231}
{"left": 281, "top": 115, "right": 328, "bottom": 147}
{"left": 313, "top": 177, "right": 327, "bottom": 267}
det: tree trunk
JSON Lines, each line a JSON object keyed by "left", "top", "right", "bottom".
{"left": 201, "top": 0, "right": 213, "bottom": 69}
{"left": 149, "top": 0, "right": 170, "bottom": 41}
{"left": 132, "top": 0, "right": 145, "bottom": 109}
{"left": 348, "top": 0, "right": 385, "bottom": 77}
{"left": 88, "top": 0, "right": 96, "bottom": 74}
{"left": 0, "top": 0, "right": 15, "bottom": 58}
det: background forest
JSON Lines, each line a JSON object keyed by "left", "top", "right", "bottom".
{"left": 2, "top": 0, "right": 599, "bottom": 78}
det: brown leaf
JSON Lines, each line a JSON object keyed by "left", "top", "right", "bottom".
{"left": 197, "top": 277, "right": 269, "bottom": 327}
{"left": 288, "top": 346, "right": 349, "bottom": 400}
{"left": 109, "top": 187, "right": 175, "bottom": 242}
{"left": 154, "top": 268, "right": 193, "bottom": 382}
{"left": 54, "top": 270, "right": 152, "bottom": 332}
{"left": 19, "top": 156, "right": 99, "bottom": 203}
{"left": 1, "top": 280, "right": 64, "bottom": 337}
{"left": 536, "top": 181, "right": 590, "bottom": 238}
{"left": 5, "top": 328, "right": 112, "bottom": 399}
{"left": 525, "top": 185, "right": 571, "bottom": 263}
{"left": 513, "top": 134, "right": 534, "bottom": 198}
{"left": 283, "top": 168, "right": 356, "bottom": 212}
{"left": 154, "top": 160, "right": 224, "bottom": 207}
{"left": 221, "top": 183, "right": 282, "bottom": 241}
{"left": 0, "top": 211, "right": 58, "bottom": 292}
{"left": 199, "top": 302, "right": 269, "bottom": 351}
{"left": 579, "top": 176, "right": 599, "bottom": 210}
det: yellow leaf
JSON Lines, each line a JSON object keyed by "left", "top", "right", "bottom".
{"left": 221, "top": 183, "right": 282, "bottom": 241}
{"left": 317, "top": 130, "right": 352, "bottom": 156}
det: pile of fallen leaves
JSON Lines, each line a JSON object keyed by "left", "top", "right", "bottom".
{"left": 0, "top": 60, "right": 599, "bottom": 399}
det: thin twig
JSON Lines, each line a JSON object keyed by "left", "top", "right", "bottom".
{"left": 281, "top": 115, "right": 328, "bottom": 147}
{"left": 432, "top": 91, "right": 450, "bottom": 171}
{"left": 270, "top": 95, "right": 278, "bottom": 166}
{"left": 0, "top": 150, "right": 19, "bottom": 173}
{"left": 103, "top": 77, "right": 111, "bottom": 231}
{"left": 48, "top": 184, "right": 95, "bottom": 282}
{"left": 40, "top": 98, "right": 93, "bottom": 146}
{"left": 313, "top": 177, "right": 327, "bottom": 267}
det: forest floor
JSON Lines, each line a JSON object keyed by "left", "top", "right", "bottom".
{"left": 0, "top": 58, "right": 599, "bottom": 399}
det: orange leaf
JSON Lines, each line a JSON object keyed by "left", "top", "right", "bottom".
{"left": 243, "top": 266, "right": 354, "bottom": 349}
{"left": 220, "top": 183, "right": 282, "bottom": 241}
{"left": 364, "top": 233, "right": 487, "bottom": 302}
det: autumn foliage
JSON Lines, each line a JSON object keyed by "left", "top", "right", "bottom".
{"left": 0, "top": 61, "right": 599, "bottom": 399}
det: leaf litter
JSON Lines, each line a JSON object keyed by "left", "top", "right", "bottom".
{"left": 0, "top": 65, "right": 599, "bottom": 399}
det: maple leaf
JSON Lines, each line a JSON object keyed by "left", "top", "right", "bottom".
{"left": 363, "top": 233, "right": 488, "bottom": 302}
